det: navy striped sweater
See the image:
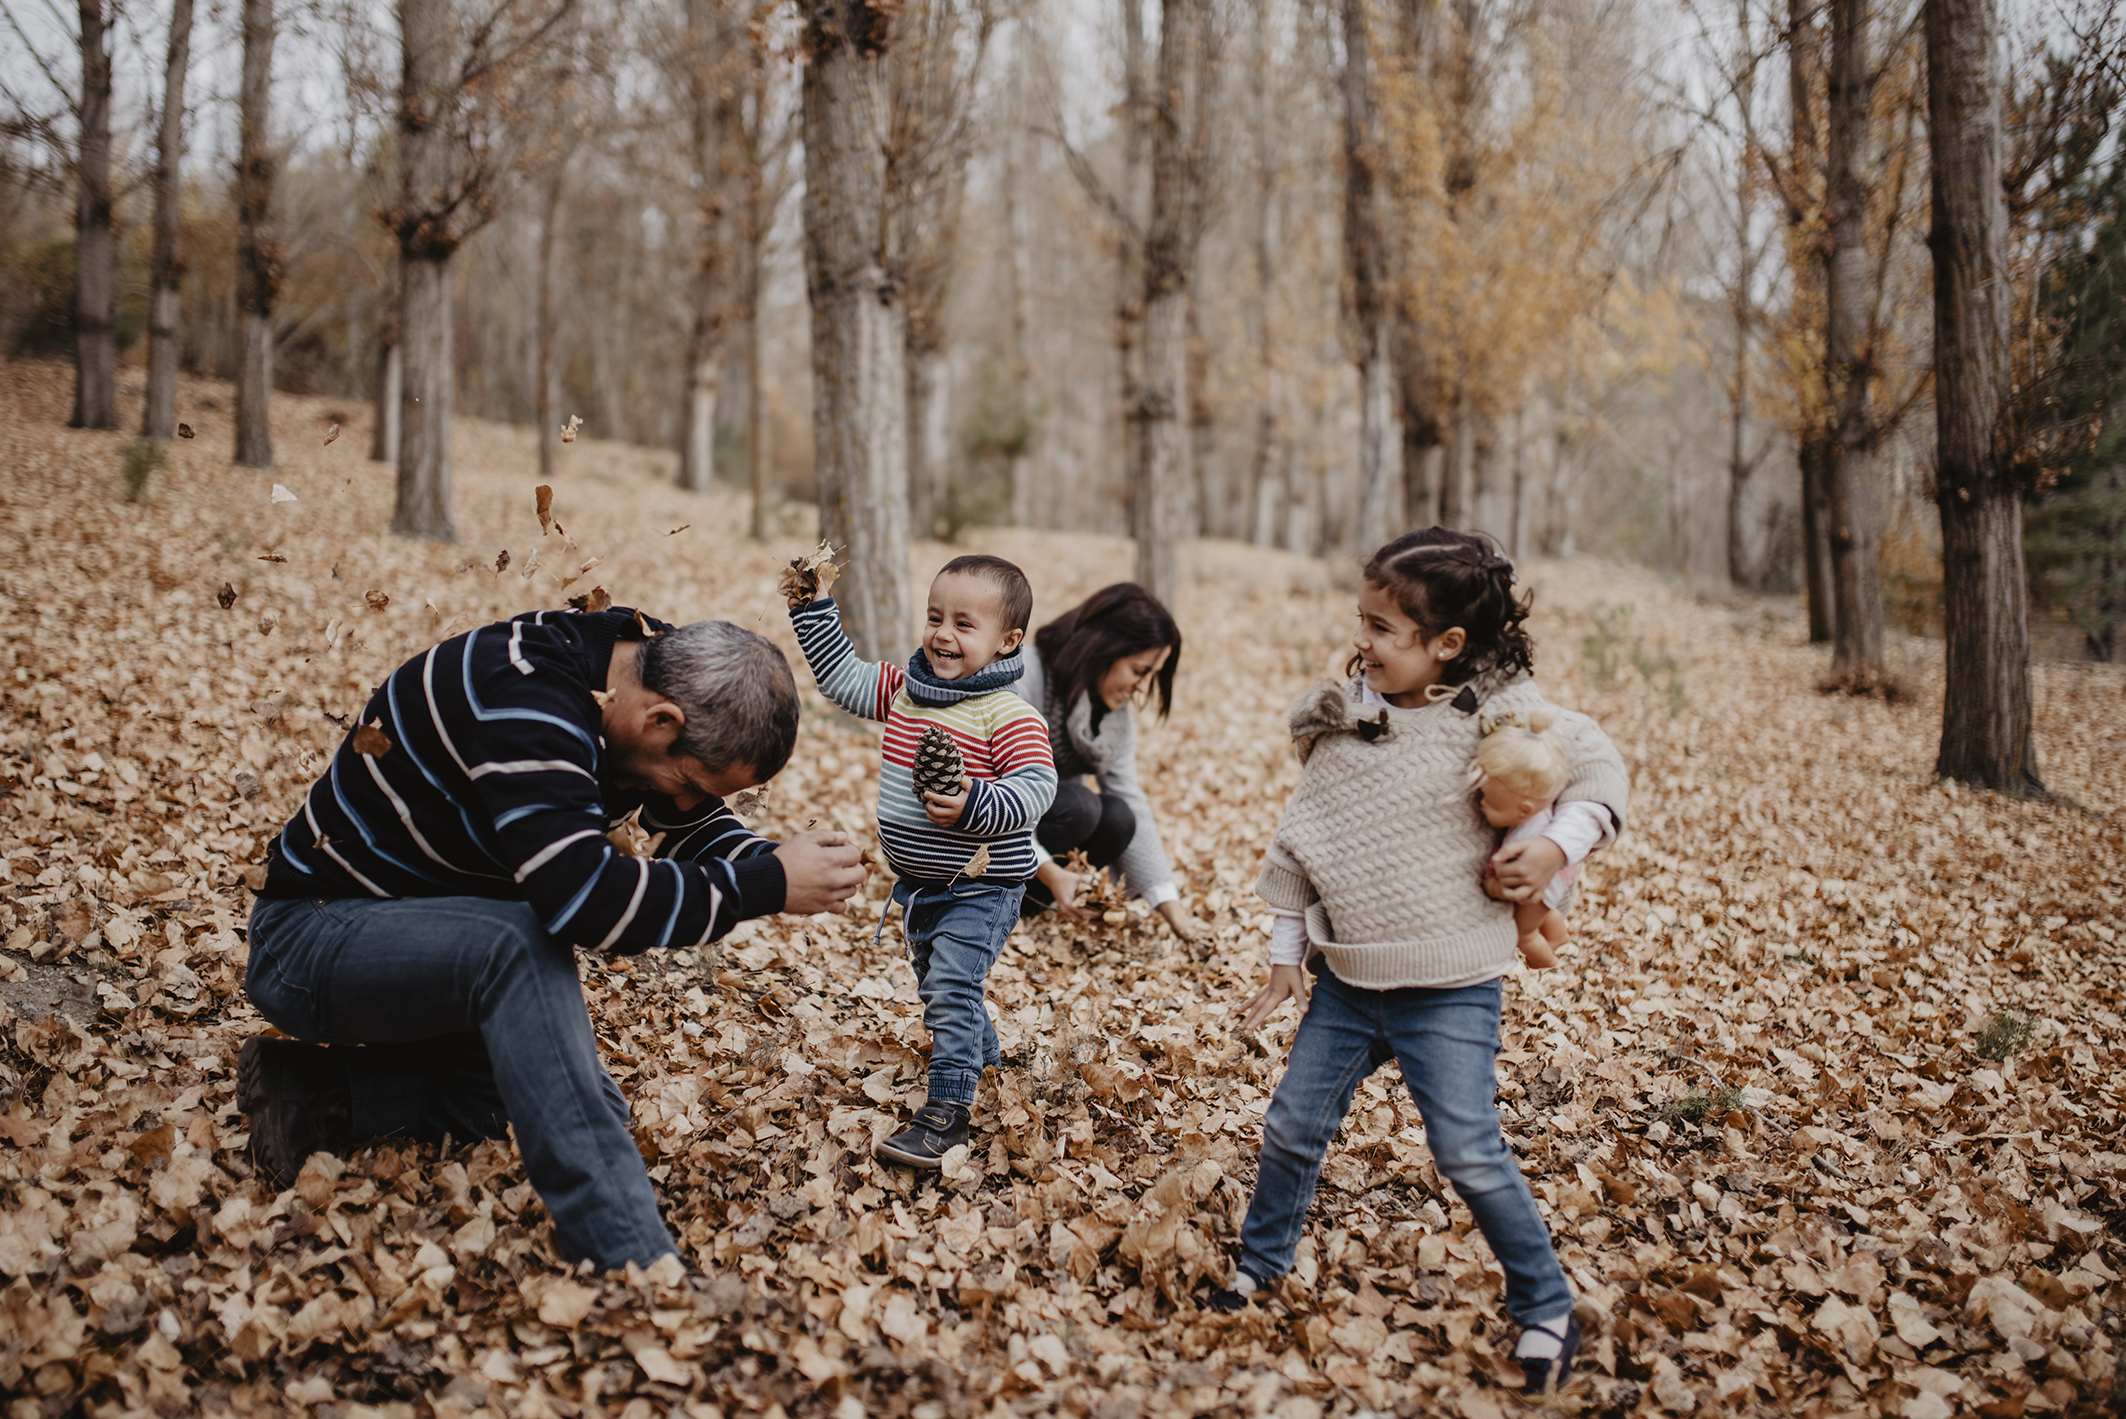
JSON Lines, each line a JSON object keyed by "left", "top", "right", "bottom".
{"left": 259, "top": 609, "right": 784, "bottom": 955}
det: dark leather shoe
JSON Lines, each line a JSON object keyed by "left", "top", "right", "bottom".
{"left": 1518, "top": 1312, "right": 1582, "bottom": 1394}
{"left": 237, "top": 1036, "right": 352, "bottom": 1188}
{"left": 873, "top": 1102, "right": 970, "bottom": 1169}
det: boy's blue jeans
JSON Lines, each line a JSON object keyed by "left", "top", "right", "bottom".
{"left": 244, "top": 895, "right": 675, "bottom": 1272}
{"left": 1238, "top": 967, "right": 1574, "bottom": 1326}
{"left": 890, "top": 878, "right": 1024, "bottom": 1106}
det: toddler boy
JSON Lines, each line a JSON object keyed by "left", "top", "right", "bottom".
{"left": 789, "top": 555, "right": 1057, "bottom": 1167}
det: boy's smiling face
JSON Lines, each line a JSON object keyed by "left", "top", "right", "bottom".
{"left": 922, "top": 571, "right": 1024, "bottom": 681}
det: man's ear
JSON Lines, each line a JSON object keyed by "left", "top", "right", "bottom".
{"left": 642, "top": 699, "right": 687, "bottom": 750}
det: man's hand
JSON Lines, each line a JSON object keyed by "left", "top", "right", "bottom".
{"left": 1239, "top": 964, "right": 1310, "bottom": 1033}
{"left": 775, "top": 830, "right": 866, "bottom": 914}
{"left": 920, "top": 776, "right": 970, "bottom": 828}
{"left": 1490, "top": 836, "right": 1567, "bottom": 904}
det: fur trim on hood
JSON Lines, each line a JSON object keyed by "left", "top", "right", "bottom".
{"left": 1287, "top": 664, "right": 1530, "bottom": 764}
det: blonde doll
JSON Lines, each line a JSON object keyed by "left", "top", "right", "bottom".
{"left": 1474, "top": 709, "right": 1574, "bottom": 968}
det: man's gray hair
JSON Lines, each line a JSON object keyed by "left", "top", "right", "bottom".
{"left": 638, "top": 621, "right": 800, "bottom": 778}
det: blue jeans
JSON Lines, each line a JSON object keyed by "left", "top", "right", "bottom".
{"left": 1238, "top": 968, "right": 1573, "bottom": 1325}
{"left": 245, "top": 895, "right": 674, "bottom": 1271}
{"left": 890, "top": 879, "right": 1023, "bottom": 1106}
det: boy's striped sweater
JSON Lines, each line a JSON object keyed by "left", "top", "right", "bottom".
{"left": 257, "top": 608, "right": 783, "bottom": 954}
{"left": 791, "top": 599, "right": 1057, "bottom": 883}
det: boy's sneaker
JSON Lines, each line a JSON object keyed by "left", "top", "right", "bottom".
{"left": 1515, "top": 1312, "right": 1582, "bottom": 1394}
{"left": 874, "top": 1102, "right": 970, "bottom": 1169}
{"left": 1203, "top": 1268, "right": 1268, "bottom": 1313}
{"left": 237, "top": 1036, "right": 353, "bottom": 1188}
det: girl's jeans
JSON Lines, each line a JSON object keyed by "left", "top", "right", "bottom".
{"left": 890, "top": 878, "right": 1024, "bottom": 1106}
{"left": 1238, "top": 967, "right": 1574, "bottom": 1325}
{"left": 245, "top": 894, "right": 674, "bottom": 1272}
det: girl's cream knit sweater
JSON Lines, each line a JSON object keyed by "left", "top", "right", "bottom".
{"left": 1255, "top": 670, "right": 1630, "bottom": 990}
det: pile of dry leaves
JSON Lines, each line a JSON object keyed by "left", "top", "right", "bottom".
{"left": 1, "top": 358, "right": 2122, "bottom": 1419}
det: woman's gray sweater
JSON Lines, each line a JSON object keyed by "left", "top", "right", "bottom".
{"left": 1011, "top": 644, "right": 1177, "bottom": 901}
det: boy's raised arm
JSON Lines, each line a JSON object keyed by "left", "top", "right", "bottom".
{"left": 789, "top": 597, "right": 903, "bottom": 723}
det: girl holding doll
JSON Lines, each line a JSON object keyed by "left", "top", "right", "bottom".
{"left": 1210, "top": 528, "right": 1629, "bottom": 1396}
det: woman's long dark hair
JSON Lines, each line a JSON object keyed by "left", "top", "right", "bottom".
{"left": 1033, "top": 583, "right": 1182, "bottom": 724}
{"left": 1345, "top": 528, "right": 1534, "bottom": 685}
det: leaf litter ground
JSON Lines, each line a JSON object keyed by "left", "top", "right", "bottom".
{"left": 1, "top": 358, "right": 2123, "bottom": 1419}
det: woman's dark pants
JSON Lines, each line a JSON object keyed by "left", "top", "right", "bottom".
{"left": 1022, "top": 781, "right": 1135, "bottom": 913}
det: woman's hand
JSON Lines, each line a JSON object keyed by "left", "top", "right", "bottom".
{"left": 1155, "top": 898, "right": 1202, "bottom": 941}
{"left": 921, "top": 776, "right": 970, "bottom": 828}
{"left": 1239, "top": 964, "right": 1310, "bottom": 1032}
{"left": 1035, "top": 858, "right": 1089, "bottom": 922}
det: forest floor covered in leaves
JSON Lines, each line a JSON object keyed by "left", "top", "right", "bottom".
{"left": 2, "top": 356, "right": 2125, "bottom": 1419}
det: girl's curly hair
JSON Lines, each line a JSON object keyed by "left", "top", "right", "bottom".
{"left": 1345, "top": 528, "right": 1534, "bottom": 685}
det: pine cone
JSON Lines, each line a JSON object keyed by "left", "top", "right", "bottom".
{"left": 912, "top": 724, "right": 965, "bottom": 798}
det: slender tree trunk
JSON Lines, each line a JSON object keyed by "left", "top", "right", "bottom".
{"left": 800, "top": 0, "right": 912, "bottom": 661}
{"left": 680, "top": 0, "right": 728, "bottom": 497}
{"left": 1246, "top": 0, "right": 1282, "bottom": 550}
{"left": 535, "top": 167, "right": 564, "bottom": 481}
{"left": 371, "top": 342, "right": 402, "bottom": 463}
{"left": 1440, "top": 406, "right": 1472, "bottom": 529}
{"left": 1116, "top": 0, "right": 1151, "bottom": 552}
{"left": 143, "top": 0, "right": 194, "bottom": 440}
{"left": 233, "top": 0, "right": 278, "bottom": 469}
{"left": 70, "top": 0, "right": 116, "bottom": 431}
{"left": 1133, "top": 0, "right": 1215, "bottom": 606}
{"left": 393, "top": 0, "right": 458, "bottom": 540}
{"left": 1341, "top": 0, "right": 1395, "bottom": 553}
{"left": 906, "top": 346, "right": 947, "bottom": 539}
{"left": 746, "top": 234, "right": 770, "bottom": 539}
{"left": 1509, "top": 407, "right": 1527, "bottom": 561}
{"left": 1926, "top": 0, "right": 2038, "bottom": 790}
{"left": 1822, "top": 0, "right": 1886, "bottom": 685}
{"left": 396, "top": 256, "right": 454, "bottom": 536}
{"left": 1784, "top": 0, "right": 1835, "bottom": 640}
{"left": 1004, "top": 54, "right": 1038, "bottom": 528}
{"left": 1799, "top": 433, "right": 1835, "bottom": 638}
{"left": 369, "top": 258, "right": 401, "bottom": 462}
{"left": 1727, "top": 309, "right": 1754, "bottom": 587}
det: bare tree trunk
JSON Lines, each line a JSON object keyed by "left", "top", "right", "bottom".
{"left": 1782, "top": 0, "right": 1835, "bottom": 640}
{"left": 679, "top": 0, "right": 730, "bottom": 497}
{"left": 1132, "top": 0, "right": 1216, "bottom": 606}
{"left": 801, "top": 0, "right": 912, "bottom": 661}
{"left": 535, "top": 167, "right": 564, "bottom": 481}
{"left": 1926, "top": 0, "right": 2038, "bottom": 790}
{"left": 1116, "top": 0, "right": 1151, "bottom": 557}
{"left": 745, "top": 240, "right": 770, "bottom": 539}
{"left": 143, "top": 0, "right": 194, "bottom": 440}
{"left": 1799, "top": 433, "right": 1835, "bottom": 638}
{"left": 371, "top": 342, "right": 402, "bottom": 464}
{"left": 233, "top": 0, "right": 278, "bottom": 469}
{"left": 1004, "top": 55, "right": 1038, "bottom": 528}
{"left": 1822, "top": 0, "right": 1885, "bottom": 685}
{"left": 1440, "top": 407, "right": 1471, "bottom": 529}
{"left": 1246, "top": 0, "right": 1282, "bottom": 550}
{"left": 396, "top": 255, "right": 454, "bottom": 536}
{"left": 393, "top": 0, "right": 458, "bottom": 541}
{"left": 1341, "top": 0, "right": 1395, "bottom": 552}
{"left": 1508, "top": 406, "right": 1527, "bottom": 561}
{"left": 905, "top": 347, "right": 948, "bottom": 539}
{"left": 70, "top": 0, "right": 116, "bottom": 431}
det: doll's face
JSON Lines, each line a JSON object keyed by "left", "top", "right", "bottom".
{"left": 1478, "top": 774, "right": 1553, "bottom": 828}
